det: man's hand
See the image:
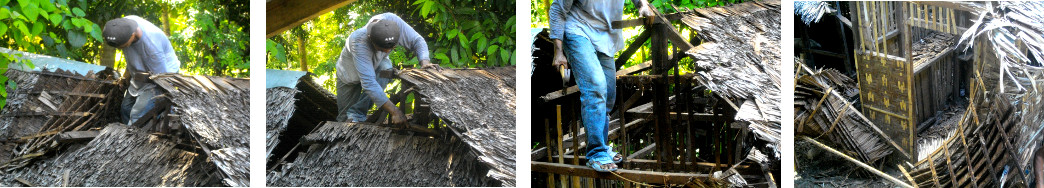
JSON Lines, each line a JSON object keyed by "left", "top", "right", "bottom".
{"left": 553, "top": 39, "right": 568, "bottom": 70}
{"left": 419, "top": 60, "right": 442, "bottom": 71}
{"left": 380, "top": 101, "right": 407, "bottom": 125}
{"left": 638, "top": 0, "right": 656, "bottom": 18}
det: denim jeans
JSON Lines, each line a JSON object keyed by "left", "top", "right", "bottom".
{"left": 121, "top": 83, "right": 162, "bottom": 126}
{"left": 336, "top": 73, "right": 392, "bottom": 122}
{"left": 564, "top": 32, "right": 617, "bottom": 164}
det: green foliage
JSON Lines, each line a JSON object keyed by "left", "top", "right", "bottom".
{"left": 0, "top": 0, "right": 99, "bottom": 111}
{"left": 166, "top": 0, "right": 250, "bottom": 77}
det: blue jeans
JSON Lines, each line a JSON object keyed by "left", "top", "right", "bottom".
{"left": 336, "top": 74, "right": 392, "bottom": 122}
{"left": 564, "top": 33, "right": 617, "bottom": 164}
{"left": 121, "top": 83, "right": 161, "bottom": 126}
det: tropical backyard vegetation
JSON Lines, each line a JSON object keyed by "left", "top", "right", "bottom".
{"left": 0, "top": 0, "right": 248, "bottom": 111}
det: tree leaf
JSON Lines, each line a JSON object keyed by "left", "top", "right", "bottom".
{"left": 71, "top": 7, "right": 84, "bottom": 17}
{"left": 30, "top": 20, "right": 42, "bottom": 35}
{"left": 48, "top": 13, "right": 60, "bottom": 25}
{"left": 67, "top": 31, "right": 86, "bottom": 48}
{"left": 89, "top": 24, "right": 102, "bottom": 41}
{"left": 23, "top": 5, "right": 38, "bottom": 22}
{"left": 500, "top": 49, "right": 510, "bottom": 63}
{"left": 13, "top": 21, "right": 27, "bottom": 36}
{"left": 0, "top": 22, "right": 7, "bottom": 37}
{"left": 0, "top": 8, "right": 10, "bottom": 20}
{"left": 36, "top": 0, "right": 55, "bottom": 12}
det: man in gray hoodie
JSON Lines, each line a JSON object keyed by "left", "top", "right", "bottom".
{"left": 335, "top": 13, "right": 439, "bottom": 124}
{"left": 102, "top": 15, "right": 180, "bottom": 126}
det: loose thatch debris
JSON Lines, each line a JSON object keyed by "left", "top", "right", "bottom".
{"left": 678, "top": 0, "right": 781, "bottom": 159}
{"left": 266, "top": 121, "right": 496, "bottom": 187}
{"left": 147, "top": 74, "right": 250, "bottom": 187}
{"left": 912, "top": 31, "right": 957, "bottom": 64}
{"left": 1, "top": 124, "right": 217, "bottom": 186}
{"left": 0, "top": 68, "right": 122, "bottom": 168}
{"left": 264, "top": 69, "right": 336, "bottom": 160}
{"left": 794, "top": 1, "right": 835, "bottom": 25}
{"left": 397, "top": 67, "right": 516, "bottom": 186}
{"left": 795, "top": 62, "right": 900, "bottom": 164}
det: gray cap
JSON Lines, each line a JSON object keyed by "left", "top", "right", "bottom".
{"left": 102, "top": 18, "right": 138, "bottom": 47}
{"left": 367, "top": 17, "right": 399, "bottom": 50}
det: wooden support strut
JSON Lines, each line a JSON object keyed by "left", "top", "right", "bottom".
{"left": 531, "top": 161, "right": 715, "bottom": 185}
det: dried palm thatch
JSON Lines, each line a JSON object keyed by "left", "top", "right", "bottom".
{"left": 266, "top": 87, "right": 297, "bottom": 158}
{"left": 678, "top": 0, "right": 781, "bottom": 158}
{"left": 956, "top": 2, "right": 1044, "bottom": 94}
{"left": 795, "top": 62, "right": 899, "bottom": 164}
{"left": 144, "top": 74, "right": 249, "bottom": 187}
{"left": 266, "top": 121, "right": 496, "bottom": 186}
{"left": 264, "top": 69, "right": 336, "bottom": 161}
{"left": 0, "top": 124, "right": 218, "bottom": 186}
{"left": 0, "top": 68, "right": 123, "bottom": 169}
{"left": 397, "top": 67, "right": 516, "bottom": 186}
{"left": 794, "top": 1, "right": 835, "bottom": 25}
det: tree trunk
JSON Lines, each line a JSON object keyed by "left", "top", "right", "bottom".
{"left": 163, "top": 5, "right": 171, "bottom": 34}
{"left": 100, "top": 45, "right": 115, "bottom": 68}
{"left": 298, "top": 34, "right": 308, "bottom": 71}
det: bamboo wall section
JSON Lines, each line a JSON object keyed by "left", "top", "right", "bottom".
{"left": 851, "top": 2, "right": 965, "bottom": 162}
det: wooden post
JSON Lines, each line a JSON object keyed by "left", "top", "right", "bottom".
{"left": 556, "top": 105, "right": 566, "bottom": 188}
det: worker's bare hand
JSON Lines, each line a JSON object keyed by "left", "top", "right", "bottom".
{"left": 381, "top": 101, "right": 407, "bottom": 125}
{"left": 638, "top": 0, "right": 656, "bottom": 18}
{"left": 419, "top": 60, "right": 442, "bottom": 71}
{"left": 552, "top": 39, "right": 569, "bottom": 70}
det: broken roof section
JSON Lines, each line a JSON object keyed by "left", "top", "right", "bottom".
{"left": 145, "top": 74, "right": 250, "bottom": 187}
{"left": 1, "top": 124, "right": 218, "bottom": 186}
{"left": 264, "top": 69, "right": 336, "bottom": 160}
{"left": 397, "top": 67, "right": 516, "bottom": 186}
{"left": 679, "top": 0, "right": 782, "bottom": 159}
{"left": 267, "top": 121, "right": 497, "bottom": 186}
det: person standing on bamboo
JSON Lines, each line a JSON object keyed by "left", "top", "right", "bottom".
{"left": 335, "top": 13, "right": 440, "bottom": 124}
{"left": 549, "top": 0, "right": 656, "bottom": 172}
{"left": 102, "top": 16, "right": 180, "bottom": 126}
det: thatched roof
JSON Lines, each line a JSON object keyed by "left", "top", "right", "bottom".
{"left": 264, "top": 69, "right": 336, "bottom": 160}
{"left": 794, "top": 1, "right": 835, "bottom": 25}
{"left": 679, "top": 0, "right": 782, "bottom": 159}
{"left": 147, "top": 74, "right": 250, "bottom": 186}
{"left": 396, "top": 67, "right": 516, "bottom": 186}
{"left": 266, "top": 121, "right": 497, "bottom": 186}
{"left": 1, "top": 124, "right": 218, "bottom": 186}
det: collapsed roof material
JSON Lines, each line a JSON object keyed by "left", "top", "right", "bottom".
{"left": 1, "top": 124, "right": 217, "bottom": 186}
{"left": 264, "top": 69, "right": 337, "bottom": 160}
{"left": 679, "top": 0, "right": 782, "bottom": 159}
{"left": 147, "top": 74, "right": 250, "bottom": 187}
{"left": 267, "top": 121, "right": 496, "bottom": 186}
{"left": 794, "top": 1, "right": 835, "bottom": 25}
{"left": 795, "top": 62, "right": 900, "bottom": 164}
{"left": 396, "top": 67, "right": 516, "bottom": 186}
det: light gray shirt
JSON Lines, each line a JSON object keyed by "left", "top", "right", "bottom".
{"left": 335, "top": 13, "right": 430, "bottom": 106}
{"left": 122, "top": 15, "right": 180, "bottom": 75}
{"left": 549, "top": 0, "right": 626, "bottom": 56}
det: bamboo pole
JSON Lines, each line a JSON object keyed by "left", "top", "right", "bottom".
{"left": 801, "top": 136, "right": 916, "bottom": 188}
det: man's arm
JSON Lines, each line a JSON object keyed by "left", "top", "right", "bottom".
{"left": 549, "top": 0, "right": 570, "bottom": 70}
{"left": 384, "top": 13, "right": 440, "bottom": 70}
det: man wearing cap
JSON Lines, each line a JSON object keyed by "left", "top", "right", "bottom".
{"left": 335, "top": 13, "right": 439, "bottom": 124}
{"left": 102, "top": 16, "right": 180, "bottom": 126}
{"left": 548, "top": 0, "right": 655, "bottom": 172}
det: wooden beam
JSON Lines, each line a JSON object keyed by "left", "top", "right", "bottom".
{"left": 540, "top": 61, "right": 653, "bottom": 102}
{"left": 531, "top": 161, "right": 716, "bottom": 185}
{"left": 611, "top": 13, "right": 686, "bottom": 29}
{"left": 266, "top": 0, "right": 358, "bottom": 38}
{"left": 801, "top": 136, "right": 915, "bottom": 188}
{"left": 57, "top": 131, "right": 100, "bottom": 143}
